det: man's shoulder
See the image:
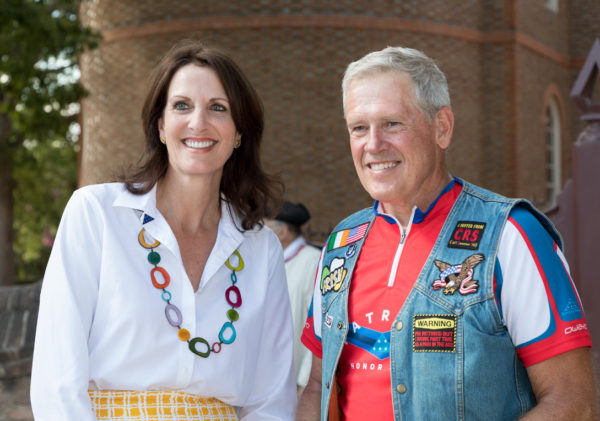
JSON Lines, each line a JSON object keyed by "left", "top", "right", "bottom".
{"left": 331, "top": 207, "right": 373, "bottom": 232}
{"left": 460, "top": 179, "right": 562, "bottom": 249}
{"left": 460, "top": 179, "right": 511, "bottom": 202}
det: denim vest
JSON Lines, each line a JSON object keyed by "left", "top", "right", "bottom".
{"left": 318, "top": 180, "right": 562, "bottom": 421}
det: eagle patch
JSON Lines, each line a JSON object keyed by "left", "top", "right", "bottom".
{"left": 432, "top": 254, "right": 484, "bottom": 295}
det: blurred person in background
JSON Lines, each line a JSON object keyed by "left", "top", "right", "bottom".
{"left": 266, "top": 201, "right": 321, "bottom": 398}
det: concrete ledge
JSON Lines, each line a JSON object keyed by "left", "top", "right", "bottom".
{"left": 0, "top": 282, "right": 41, "bottom": 379}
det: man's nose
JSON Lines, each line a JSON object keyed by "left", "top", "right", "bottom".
{"left": 365, "top": 126, "right": 385, "bottom": 151}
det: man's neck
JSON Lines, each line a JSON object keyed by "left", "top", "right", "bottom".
{"left": 381, "top": 173, "right": 453, "bottom": 226}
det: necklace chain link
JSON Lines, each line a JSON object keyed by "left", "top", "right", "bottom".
{"left": 138, "top": 227, "right": 243, "bottom": 358}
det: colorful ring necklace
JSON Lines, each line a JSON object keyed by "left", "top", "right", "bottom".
{"left": 138, "top": 227, "right": 243, "bottom": 358}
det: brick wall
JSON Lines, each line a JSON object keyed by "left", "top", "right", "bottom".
{"left": 77, "top": 1, "right": 598, "bottom": 236}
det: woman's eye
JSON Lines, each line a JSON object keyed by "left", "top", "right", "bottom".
{"left": 211, "top": 103, "right": 227, "bottom": 112}
{"left": 174, "top": 101, "right": 189, "bottom": 111}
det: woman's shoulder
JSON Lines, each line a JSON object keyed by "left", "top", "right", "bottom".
{"left": 236, "top": 220, "right": 281, "bottom": 253}
{"left": 67, "top": 182, "right": 127, "bottom": 211}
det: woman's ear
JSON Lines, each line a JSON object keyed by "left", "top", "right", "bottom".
{"left": 158, "top": 118, "right": 165, "bottom": 140}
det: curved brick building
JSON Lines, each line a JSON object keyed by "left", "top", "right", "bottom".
{"left": 78, "top": 0, "right": 599, "bottom": 238}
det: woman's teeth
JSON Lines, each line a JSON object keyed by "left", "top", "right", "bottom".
{"left": 184, "top": 139, "right": 215, "bottom": 149}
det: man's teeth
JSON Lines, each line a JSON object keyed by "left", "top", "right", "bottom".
{"left": 184, "top": 139, "right": 215, "bottom": 149}
{"left": 370, "top": 162, "right": 398, "bottom": 170}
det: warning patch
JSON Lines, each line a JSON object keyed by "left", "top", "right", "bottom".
{"left": 413, "top": 314, "right": 457, "bottom": 353}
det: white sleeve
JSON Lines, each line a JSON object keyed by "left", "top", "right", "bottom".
{"left": 30, "top": 189, "right": 102, "bottom": 420}
{"left": 238, "top": 234, "right": 297, "bottom": 420}
{"left": 296, "top": 248, "right": 321, "bottom": 387}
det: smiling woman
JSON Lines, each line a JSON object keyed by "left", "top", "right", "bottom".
{"left": 30, "top": 41, "right": 295, "bottom": 420}
{"left": 124, "top": 41, "right": 279, "bottom": 231}
{"left": 158, "top": 64, "right": 240, "bottom": 182}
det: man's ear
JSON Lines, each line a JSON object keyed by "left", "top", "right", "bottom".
{"left": 434, "top": 106, "right": 454, "bottom": 150}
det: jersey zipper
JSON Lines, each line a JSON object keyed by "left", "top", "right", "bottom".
{"left": 387, "top": 207, "right": 415, "bottom": 287}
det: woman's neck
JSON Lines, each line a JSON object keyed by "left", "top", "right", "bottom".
{"left": 156, "top": 171, "right": 222, "bottom": 235}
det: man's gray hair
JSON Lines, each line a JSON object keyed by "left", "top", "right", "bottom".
{"left": 342, "top": 46, "right": 451, "bottom": 121}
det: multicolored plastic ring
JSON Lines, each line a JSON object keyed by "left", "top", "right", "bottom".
{"left": 225, "top": 285, "right": 242, "bottom": 308}
{"left": 138, "top": 228, "right": 160, "bottom": 249}
{"left": 211, "top": 342, "right": 222, "bottom": 353}
{"left": 219, "top": 322, "right": 236, "bottom": 344}
{"left": 178, "top": 328, "right": 191, "bottom": 341}
{"left": 227, "top": 309, "right": 239, "bottom": 322}
{"left": 161, "top": 290, "right": 172, "bottom": 302}
{"left": 151, "top": 267, "right": 170, "bottom": 289}
{"left": 189, "top": 337, "right": 211, "bottom": 358}
{"left": 165, "top": 304, "right": 182, "bottom": 327}
{"left": 230, "top": 272, "right": 238, "bottom": 284}
{"left": 225, "top": 250, "right": 244, "bottom": 272}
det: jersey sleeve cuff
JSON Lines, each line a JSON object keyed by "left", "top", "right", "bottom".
{"left": 517, "top": 335, "right": 592, "bottom": 367}
{"left": 301, "top": 332, "right": 323, "bottom": 359}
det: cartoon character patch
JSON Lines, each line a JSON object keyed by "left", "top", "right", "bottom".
{"left": 447, "top": 221, "right": 486, "bottom": 250}
{"left": 327, "top": 223, "right": 369, "bottom": 251}
{"left": 432, "top": 253, "right": 484, "bottom": 295}
{"left": 320, "top": 257, "right": 347, "bottom": 295}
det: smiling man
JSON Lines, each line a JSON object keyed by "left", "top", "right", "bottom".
{"left": 297, "top": 46, "right": 597, "bottom": 421}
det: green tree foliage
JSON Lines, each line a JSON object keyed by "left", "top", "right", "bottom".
{"left": 0, "top": 0, "right": 100, "bottom": 283}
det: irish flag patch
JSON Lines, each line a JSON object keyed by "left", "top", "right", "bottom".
{"left": 327, "top": 222, "right": 369, "bottom": 251}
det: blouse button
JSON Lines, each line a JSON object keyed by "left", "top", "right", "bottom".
{"left": 395, "top": 321, "right": 403, "bottom": 331}
{"left": 337, "top": 322, "right": 344, "bottom": 330}
{"left": 396, "top": 384, "right": 407, "bottom": 394}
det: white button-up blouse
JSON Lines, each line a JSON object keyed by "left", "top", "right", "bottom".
{"left": 30, "top": 183, "right": 297, "bottom": 420}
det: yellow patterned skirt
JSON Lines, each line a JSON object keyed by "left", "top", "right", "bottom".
{"left": 88, "top": 390, "right": 238, "bottom": 421}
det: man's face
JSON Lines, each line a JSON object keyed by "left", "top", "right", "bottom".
{"left": 344, "top": 71, "right": 449, "bottom": 216}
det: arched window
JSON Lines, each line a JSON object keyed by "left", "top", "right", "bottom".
{"left": 545, "top": 0, "right": 559, "bottom": 13}
{"left": 545, "top": 98, "right": 561, "bottom": 207}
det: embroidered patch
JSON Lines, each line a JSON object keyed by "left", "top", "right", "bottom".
{"left": 345, "top": 244, "right": 357, "bottom": 258}
{"left": 432, "top": 254, "right": 484, "bottom": 295}
{"left": 347, "top": 322, "right": 390, "bottom": 360}
{"left": 320, "top": 257, "right": 347, "bottom": 295}
{"left": 327, "top": 223, "right": 369, "bottom": 251}
{"left": 325, "top": 313, "right": 333, "bottom": 328}
{"left": 447, "top": 221, "right": 486, "bottom": 250}
{"left": 413, "top": 314, "right": 457, "bottom": 352}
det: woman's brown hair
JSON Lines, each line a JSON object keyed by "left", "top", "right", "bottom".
{"left": 121, "top": 40, "right": 282, "bottom": 230}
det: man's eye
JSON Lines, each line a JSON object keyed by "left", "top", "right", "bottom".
{"left": 351, "top": 125, "right": 367, "bottom": 132}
